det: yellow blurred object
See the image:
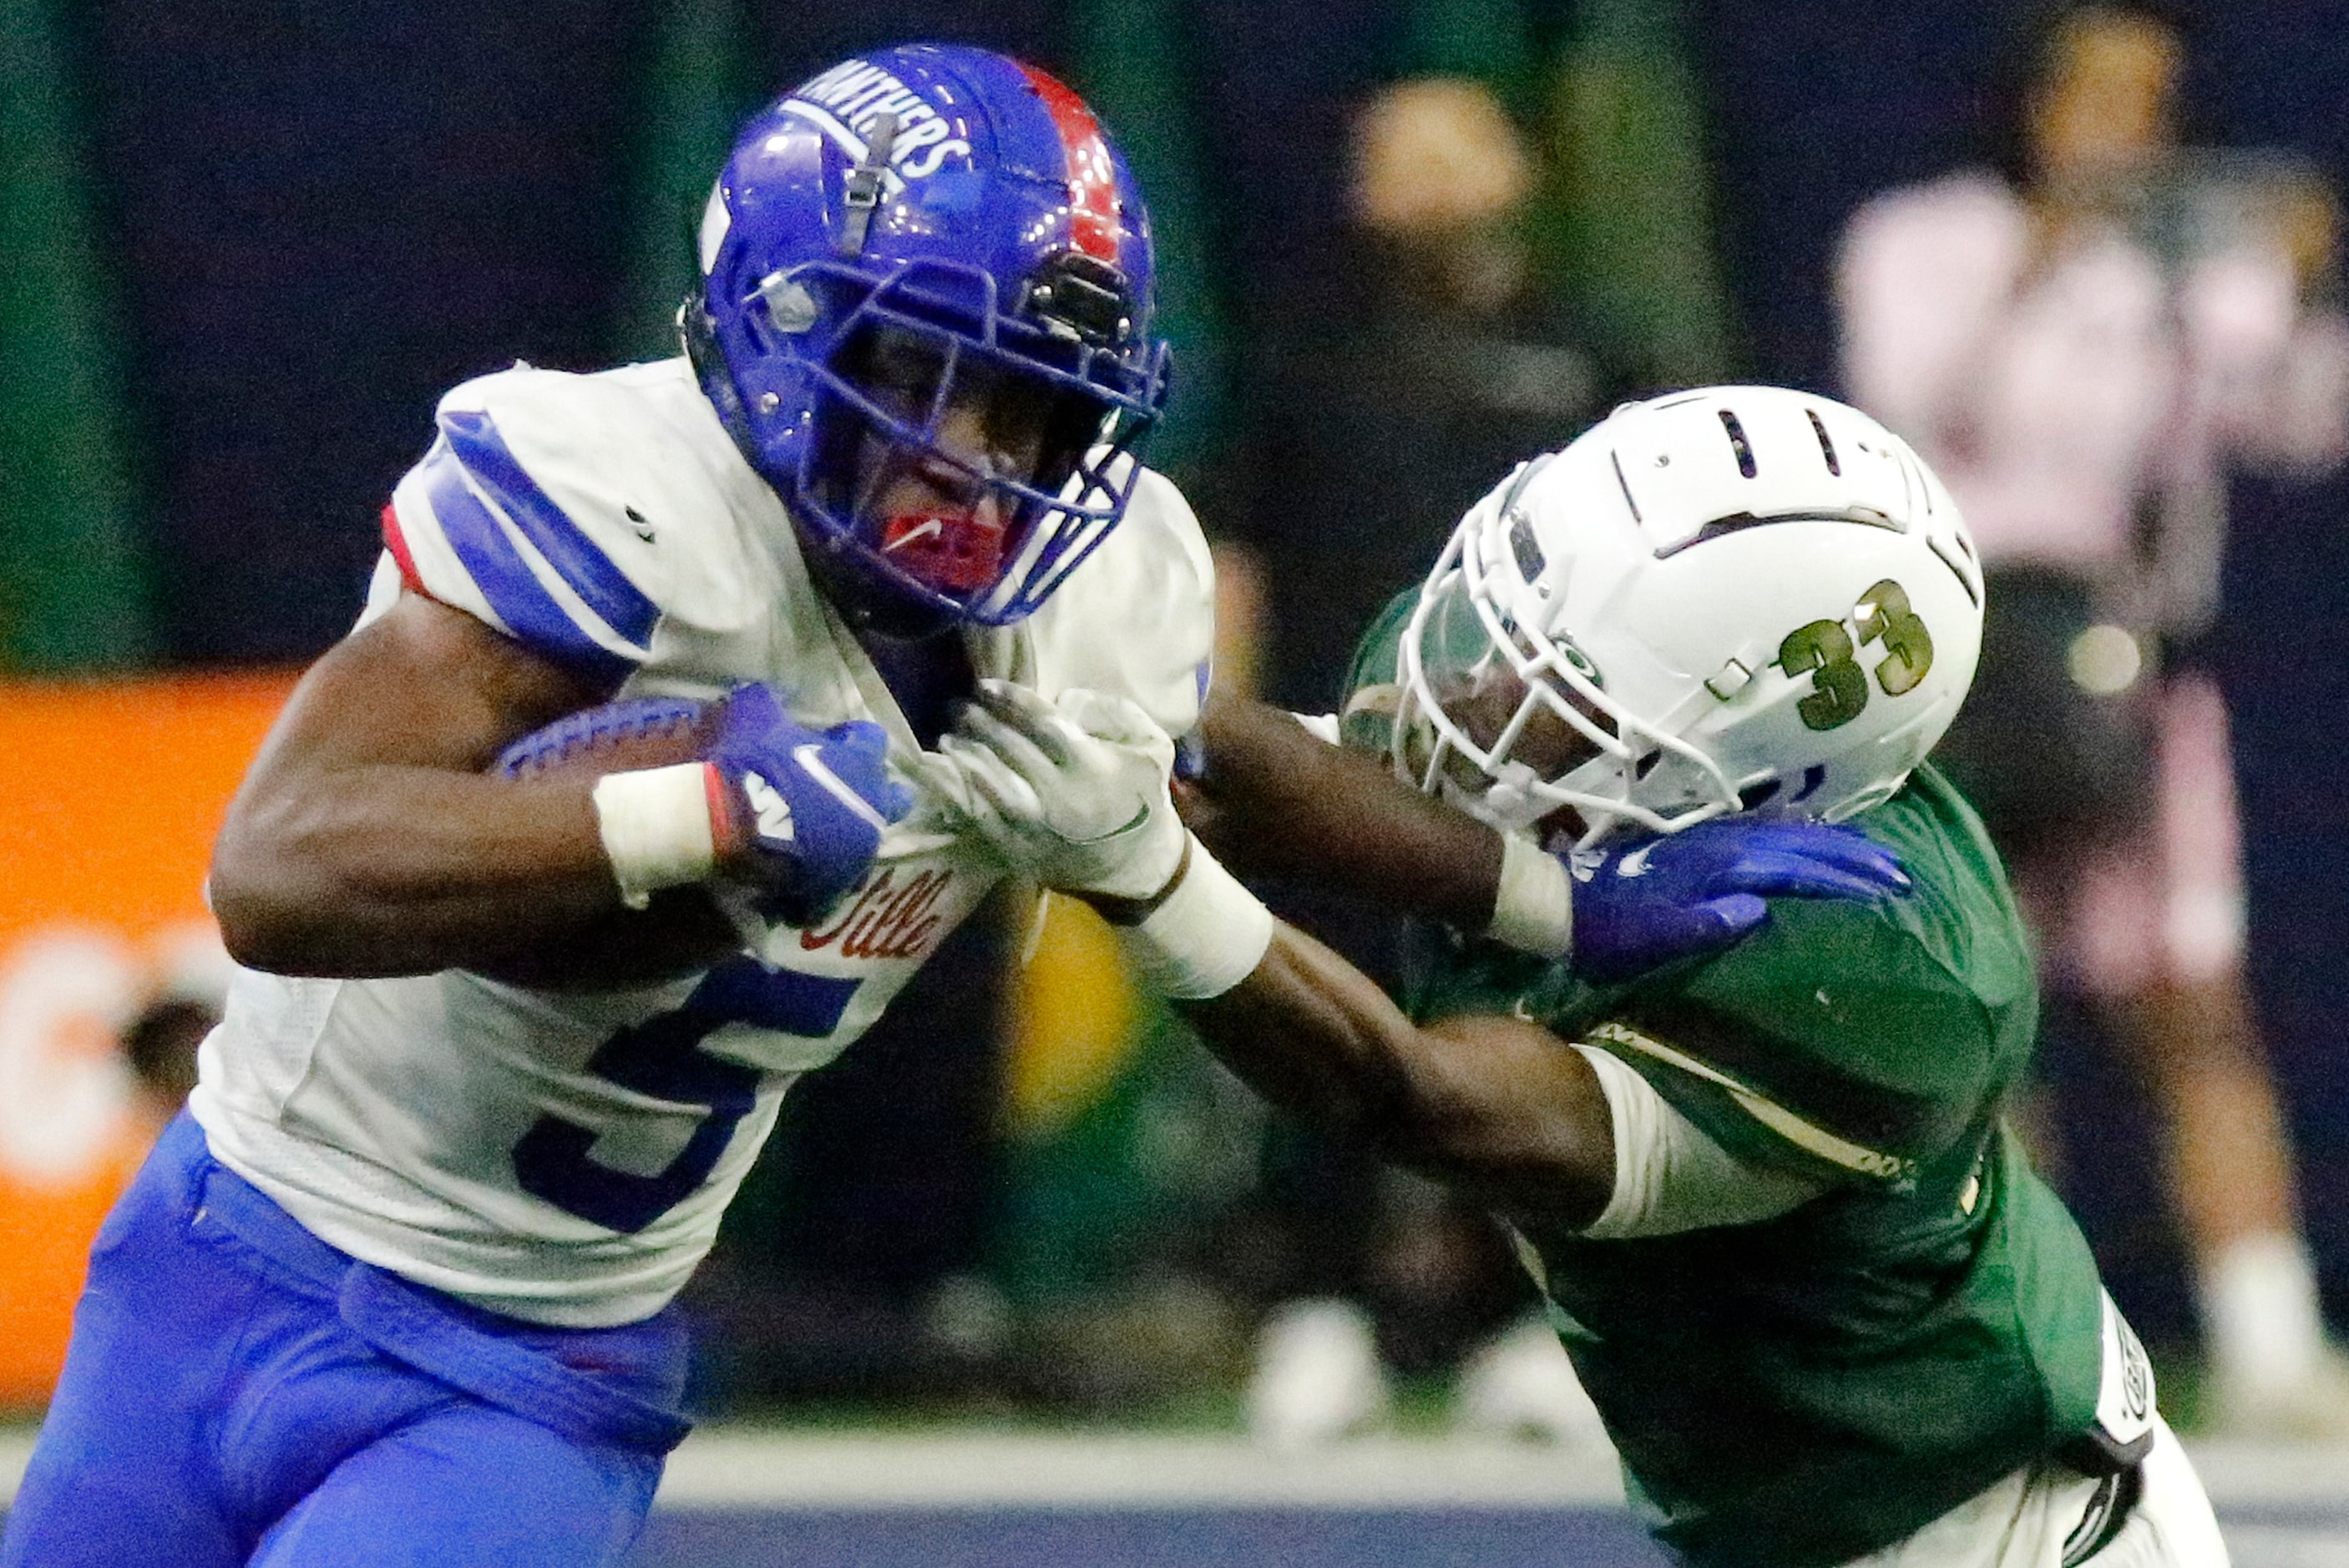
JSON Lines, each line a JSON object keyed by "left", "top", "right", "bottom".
{"left": 1004, "top": 892, "right": 1142, "bottom": 1141}
{"left": 1000, "top": 544, "right": 1264, "bottom": 1144}
{"left": 1210, "top": 541, "right": 1267, "bottom": 705}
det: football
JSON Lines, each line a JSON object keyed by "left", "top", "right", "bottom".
{"left": 480, "top": 693, "right": 747, "bottom": 989}
{"left": 493, "top": 694, "right": 723, "bottom": 780}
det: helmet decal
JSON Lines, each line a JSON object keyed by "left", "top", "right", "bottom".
{"left": 787, "top": 58, "right": 975, "bottom": 185}
{"left": 1014, "top": 63, "right": 1122, "bottom": 266}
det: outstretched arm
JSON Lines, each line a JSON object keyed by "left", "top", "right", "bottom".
{"left": 1184, "top": 918, "right": 1616, "bottom": 1227}
{"left": 920, "top": 682, "right": 1855, "bottom": 1232}
{"left": 1176, "top": 693, "right": 1506, "bottom": 934}
{"left": 918, "top": 683, "right": 1613, "bottom": 1222}
{"left": 1175, "top": 693, "right": 1906, "bottom": 979}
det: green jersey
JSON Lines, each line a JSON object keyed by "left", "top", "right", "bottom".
{"left": 1344, "top": 591, "right": 2151, "bottom": 1568}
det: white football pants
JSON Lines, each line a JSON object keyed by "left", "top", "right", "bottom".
{"left": 1846, "top": 1417, "right": 2225, "bottom": 1568}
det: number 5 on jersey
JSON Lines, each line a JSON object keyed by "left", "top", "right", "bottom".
{"left": 511, "top": 959, "right": 861, "bottom": 1232}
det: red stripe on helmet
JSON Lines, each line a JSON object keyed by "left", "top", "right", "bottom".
{"left": 1015, "top": 63, "right": 1119, "bottom": 264}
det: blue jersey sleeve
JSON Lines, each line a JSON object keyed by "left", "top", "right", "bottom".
{"left": 384, "top": 372, "right": 665, "bottom": 686}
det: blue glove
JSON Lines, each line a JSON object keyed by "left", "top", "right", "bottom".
{"left": 1569, "top": 817, "right": 1909, "bottom": 984}
{"left": 707, "top": 683, "right": 912, "bottom": 924}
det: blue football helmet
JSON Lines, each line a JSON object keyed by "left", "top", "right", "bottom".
{"left": 683, "top": 43, "right": 1172, "bottom": 630}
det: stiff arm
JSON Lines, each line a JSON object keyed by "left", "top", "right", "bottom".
{"left": 924, "top": 685, "right": 1840, "bottom": 1237}
{"left": 1174, "top": 694, "right": 1508, "bottom": 935}
{"left": 926, "top": 685, "right": 1615, "bottom": 1228}
{"left": 1176, "top": 695, "right": 1612, "bottom": 1226}
{"left": 1184, "top": 925, "right": 1617, "bottom": 1231}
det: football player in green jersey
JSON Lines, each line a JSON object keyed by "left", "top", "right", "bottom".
{"left": 919, "top": 387, "right": 2227, "bottom": 1567}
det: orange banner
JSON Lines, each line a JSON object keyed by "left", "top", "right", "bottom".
{"left": 0, "top": 672, "right": 292, "bottom": 1407}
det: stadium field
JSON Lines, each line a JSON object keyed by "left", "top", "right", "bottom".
{"left": 7, "top": 1427, "right": 2342, "bottom": 1565}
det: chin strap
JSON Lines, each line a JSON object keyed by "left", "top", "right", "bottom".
{"left": 838, "top": 112, "right": 900, "bottom": 258}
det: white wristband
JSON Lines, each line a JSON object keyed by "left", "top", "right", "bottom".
{"left": 1116, "top": 833, "right": 1275, "bottom": 999}
{"left": 1489, "top": 832, "right": 1573, "bottom": 959}
{"left": 592, "top": 763, "right": 718, "bottom": 909}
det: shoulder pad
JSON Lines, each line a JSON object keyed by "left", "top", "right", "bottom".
{"left": 383, "top": 365, "right": 699, "bottom": 685}
{"left": 1609, "top": 857, "right": 2028, "bottom": 1183}
{"left": 1019, "top": 464, "right": 1214, "bottom": 737}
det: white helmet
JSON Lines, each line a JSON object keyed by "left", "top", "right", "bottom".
{"left": 1393, "top": 386, "right": 1984, "bottom": 845}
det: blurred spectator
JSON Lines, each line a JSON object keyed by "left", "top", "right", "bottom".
{"left": 1258, "top": 73, "right": 1620, "bottom": 714}
{"left": 1239, "top": 71, "right": 1623, "bottom": 1454}
{"left": 0, "top": 926, "right": 226, "bottom": 1409}
{"left": 1837, "top": 0, "right": 2349, "bottom": 1437}
{"left": 122, "top": 924, "right": 234, "bottom": 1133}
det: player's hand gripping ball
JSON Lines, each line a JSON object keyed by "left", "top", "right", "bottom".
{"left": 494, "top": 685, "right": 912, "bottom": 926}
{"left": 703, "top": 684, "right": 910, "bottom": 921}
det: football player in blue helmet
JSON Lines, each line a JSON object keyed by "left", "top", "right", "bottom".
{"left": 3, "top": 45, "right": 1213, "bottom": 1568}
{"left": 685, "top": 43, "right": 1171, "bottom": 635}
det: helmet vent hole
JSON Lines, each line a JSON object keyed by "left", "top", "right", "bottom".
{"left": 1609, "top": 448, "right": 1644, "bottom": 523}
{"left": 1805, "top": 408, "right": 1840, "bottom": 476}
{"left": 1739, "top": 778, "right": 1781, "bottom": 811}
{"left": 1718, "top": 410, "right": 1757, "bottom": 478}
{"left": 1927, "top": 536, "right": 1981, "bottom": 605}
{"left": 1508, "top": 508, "right": 1547, "bottom": 582}
{"left": 1633, "top": 750, "right": 1663, "bottom": 781}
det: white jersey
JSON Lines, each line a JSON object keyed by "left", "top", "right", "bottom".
{"left": 190, "top": 356, "right": 1214, "bottom": 1327}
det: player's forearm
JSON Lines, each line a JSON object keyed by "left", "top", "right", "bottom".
{"left": 1182, "top": 695, "right": 1503, "bottom": 930}
{"left": 211, "top": 766, "right": 661, "bottom": 978}
{"left": 1177, "top": 923, "right": 1612, "bottom": 1223}
{"left": 1177, "top": 921, "right": 1431, "bottom": 1139}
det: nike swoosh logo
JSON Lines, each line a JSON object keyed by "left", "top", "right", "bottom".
{"left": 883, "top": 519, "right": 944, "bottom": 552}
{"left": 1616, "top": 844, "right": 1656, "bottom": 878}
{"left": 1071, "top": 802, "right": 1153, "bottom": 845}
{"left": 794, "top": 743, "right": 894, "bottom": 832}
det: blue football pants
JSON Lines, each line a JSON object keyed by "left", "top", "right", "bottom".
{"left": 2, "top": 1114, "right": 693, "bottom": 1567}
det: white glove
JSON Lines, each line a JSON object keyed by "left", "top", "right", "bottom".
{"left": 920, "top": 680, "right": 1189, "bottom": 903}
